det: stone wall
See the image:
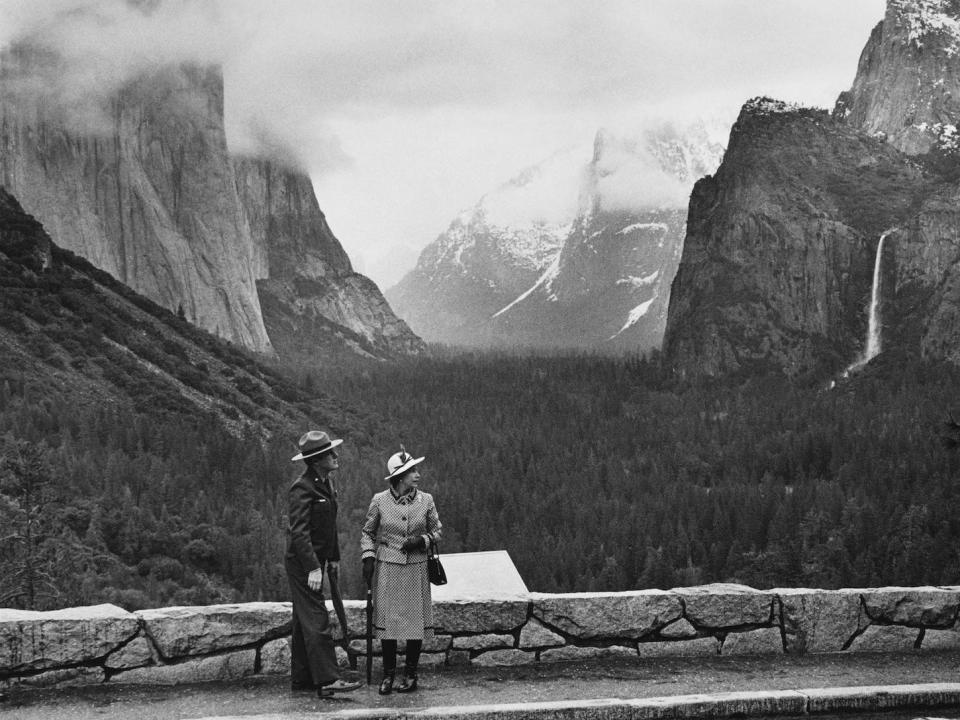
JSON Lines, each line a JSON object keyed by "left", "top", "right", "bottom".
{"left": 3, "top": 583, "right": 960, "bottom": 691}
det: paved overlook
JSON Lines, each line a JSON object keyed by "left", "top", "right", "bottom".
{"left": 6, "top": 652, "right": 960, "bottom": 720}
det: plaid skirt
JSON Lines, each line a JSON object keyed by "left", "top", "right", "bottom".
{"left": 374, "top": 560, "right": 434, "bottom": 640}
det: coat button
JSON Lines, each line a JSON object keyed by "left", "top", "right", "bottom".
{"left": 402, "top": 516, "right": 406, "bottom": 521}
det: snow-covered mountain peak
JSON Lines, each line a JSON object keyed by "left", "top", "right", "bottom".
{"left": 388, "top": 117, "right": 728, "bottom": 351}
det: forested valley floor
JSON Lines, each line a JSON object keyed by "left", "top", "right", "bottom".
{"left": 3, "top": 347, "right": 960, "bottom": 610}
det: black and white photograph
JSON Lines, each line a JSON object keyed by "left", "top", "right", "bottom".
{"left": 4, "top": 0, "right": 960, "bottom": 717}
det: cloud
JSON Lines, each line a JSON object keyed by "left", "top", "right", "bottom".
{"left": 481, "top": 144, "right": 590, "bottom": 228}
{"left": 0, "top": 0, "right": 887, "bottom": 285}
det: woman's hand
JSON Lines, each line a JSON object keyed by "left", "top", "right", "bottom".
{"left": 401, "top": 535, "right": 426, "bottom": 551}
{"left": 362, "top": 557, "right": 375, "bottom": 587}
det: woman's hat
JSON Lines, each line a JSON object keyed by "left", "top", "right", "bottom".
{"left": 291, "top": 430, "right": 343, "bottom": 461}
{"left": 384, "top": 445, "right": 424, "bottom": 481}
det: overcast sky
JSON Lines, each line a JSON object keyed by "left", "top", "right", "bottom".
{"left": 1, "top": 0, "right": 887, "bottom": 288}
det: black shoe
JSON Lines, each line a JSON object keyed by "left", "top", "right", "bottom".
{"left": 378, "top": 673, "right": 395, "bottom": 695}
{"left": 318, "top": 678, "right": 362, "bottom": 697}
{"left": 395, "top": 673, "right": 418, "bottom": 693}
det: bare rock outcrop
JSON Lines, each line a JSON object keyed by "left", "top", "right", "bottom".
{"left": 663, "top": 100, "right": 929, "bottom": 377}
{"left": 837, "top": 0, "right": 960, "bottom": 155}
{"left": 0, "top": 49, "right": 272, "bottom": 352}
{"left": 234, "top": 158, "right": 424, "bottom": 363}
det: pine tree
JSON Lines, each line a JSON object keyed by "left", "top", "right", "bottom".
{"left": 0, "top": 436, "right": 60, "bottom": 608}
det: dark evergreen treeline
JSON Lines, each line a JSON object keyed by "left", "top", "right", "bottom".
{"left": 312, "top": 349, "right": 960, "bottom": 594}
{"left": 3, "top": 346, "right": 960, "bottom": 610}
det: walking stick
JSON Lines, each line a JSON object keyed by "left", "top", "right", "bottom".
{"left": 327, "top": 565, "right": 356, "bottom": 669}
{"left": 365, "top": 587, "right": 373, "bottom": 684}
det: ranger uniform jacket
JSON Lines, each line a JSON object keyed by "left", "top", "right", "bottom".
{"left": 286, "top": 468, "right": 340, "bottom": 574}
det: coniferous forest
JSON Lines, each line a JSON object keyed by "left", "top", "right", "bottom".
{"left": 4, "top": 337, "right": 960, "bottom": 610}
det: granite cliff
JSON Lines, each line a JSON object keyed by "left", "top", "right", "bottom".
{"left": 235, "top": 158, "right": 423, "bottom": 365}
{"left": 663, "top": 0, "right": 960, "bottom": 378}
{"left": 0, "top": 45, "right": 422, "bottom": 362}
{"left": 836, "top": 0, "right": 960, "bottom": 155}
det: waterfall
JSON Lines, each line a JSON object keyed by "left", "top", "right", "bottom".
{"left": 840, "top": 229, "right": 894, "bottom": 379}
{"left": 863, "top": 230, "right": 889, "bottom": 362}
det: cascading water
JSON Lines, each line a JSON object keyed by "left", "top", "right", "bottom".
{"left": 863, "top": 230, "right": 888, "bottom": 361}
{"left": 843, "top": 228, "right": 895, "bottom": 376}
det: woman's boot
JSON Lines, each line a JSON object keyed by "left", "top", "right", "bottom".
{"left": 396, "top": 639, "right": 421, "bottom": 693}
{"left": 379, "top": 640, "right": 397, "bottom": 695}
{"left": 395, "top": 670, "right": 417, "bottom": 693}
{"left": 378, "top": 673, "right": 395, "bottom": 695}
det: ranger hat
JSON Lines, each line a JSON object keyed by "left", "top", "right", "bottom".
{"left": 384, "top": 446, "right": 424, "bottom": 481}
{"left": 291, "top": 430, "right": 343, "bottom": 462}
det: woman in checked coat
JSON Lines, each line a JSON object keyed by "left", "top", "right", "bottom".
{"left": 361, "top": 446, "right": 442, "bottom": 695}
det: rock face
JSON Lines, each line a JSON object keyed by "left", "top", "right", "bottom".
{"left": 234, "top": 158, "right": 423, "bottom": 364}
{"left": 389, "top": 123, "right": 723, "bottom": 352}
{"left": 836, "top": 0, "right": 960, "bottom": 155}
{"left": 664, "top": 1, "right": 960, "bottom": 378}
{"left": 0, "top": 45, "right": 421, "bottom": 361}
{"left": 0, "top": 49, "right": 272, "bottom": 352}
{"left": 662, "top": 99, "right": 930, "bottom": 378}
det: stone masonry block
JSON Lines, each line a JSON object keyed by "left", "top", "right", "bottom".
{"left": 674, "top": 583, "right": 774, "bottom": 628}
{"left": 110, "top": 649, "right": 257, "bottom": 685}
{"left": 519, "top": 618, "right": 565, "bottom": 649}
{"left": 452, "top": 634, "right": 515, "bottom": 651}
{"left": 419, "top": 652, "right": 447, "bottom": 668}
{"left": 104, "top": 634, "right": 155, "bottom": 670}
{"left": 0, "top": 603, "right": 139, "bottom": 674}
{"left": 540, "top": 645, "right": 636, "bottom": 663}
{"left": 721, "top": 627, "right": 784, "bottom": 655}
{"left": 258, "top": 638, "right": 290, "bottom": 675}
{"left": 433, "top": 600, "right": 528, "bottom": 633}
{"left": 447, "top": 649, "right": 471, "bottom": 666}
{"left": 847, "top": 624, "right": 921, "bottom": 652}
{"left": 533, "top": 591, "right": 682, "bottom": 640}
{"left": 0, "top": 666, "right": 105, "bottom": 690}
{"left": 471, "top": 649, "right": 536, "bottom": 667}
{"left": 637, "top": 636, "right": 719, "bottom": 657}
{"left": 136, "top": 603, "right": 290, "bottom": 660}
{"left": 776, "top": 588, "right": 866, "bottom": 654}
{"left": 659, "top": 618, "right": 697, "bottom": 639}
{"left": 920, "top": 627, "right": 960, "bottom": 651}
{"left": 861, "top": 587, "right": 960, "bottom": 628}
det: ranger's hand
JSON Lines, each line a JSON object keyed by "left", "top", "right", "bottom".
{"left": 307, "top": 567, "right": 324, "bottom": 591}
{"left": 362, "top": 557, "right": 375, "bottom": 587}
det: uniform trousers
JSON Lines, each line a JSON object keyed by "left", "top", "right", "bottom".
{"left": 285, "top": 557, "right": 339, "bottom": 686}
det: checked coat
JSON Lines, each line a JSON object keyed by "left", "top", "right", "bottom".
{"left": 361, "top": 488, "right": 442, "bottom": 639}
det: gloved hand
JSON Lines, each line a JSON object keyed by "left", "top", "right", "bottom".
{"left": 401, "top": 535, "right": 426, "bottom": 552}
{"left": 362, "top": 557, "right": 375, "bottom": 587}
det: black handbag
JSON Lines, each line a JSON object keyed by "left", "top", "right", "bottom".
{"left": 427, "top": 543, "right": 447, "bottom": 586}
